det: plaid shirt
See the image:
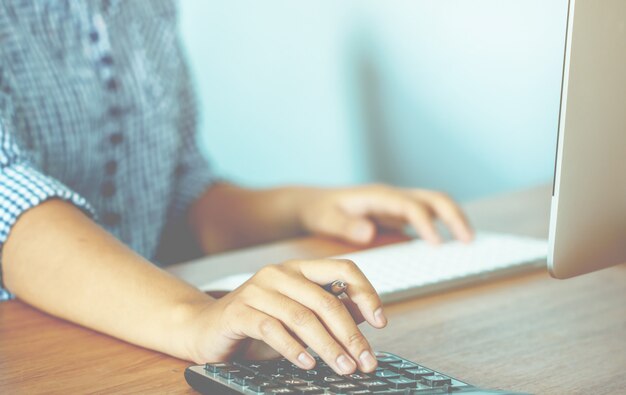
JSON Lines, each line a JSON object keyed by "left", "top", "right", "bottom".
{"left": 0, "top": 1, "right": 215, "bottom": 300}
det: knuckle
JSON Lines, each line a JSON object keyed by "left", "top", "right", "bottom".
{"left": 283, "top": 342, "right": 302, "bottom": 358}
{"left": 290, "top": 308, "right": 315, "bottom": 327}
{"left": 282, "top": 260, "right": 299, "bottom": 269}
{"left": 320, "top": 293, "right": 344, "bottom": 312}
{"left": 336, "top": 259, "right": 363, "bottom": 279}
{"left": 320, "top": 339, "right": 341, "bottom": 358}
{"left": 258, "top": 318, "right": 279, "bottom": 337}
{"left": 346, "top": 331, "right": 368, "bottom": 349}
{"left": 222, "top": 299, "right": 240, "bottom": 317}
{"left": 357, "top": 289, "right": 380, "bottom": 304}
{"left": 336, "top": 258, "right": 357, "bottom": 271}
{"left": 409, "top": 204, "right": 431, "bottom": 220}
{"left": 240, "top": 283, "right": 261, "bottom": 300}
{"left": 366, "top": 289, "right": 381, "bottom": 302}
{"left": 258, "top": 263, "right": 284, "bottom": 278}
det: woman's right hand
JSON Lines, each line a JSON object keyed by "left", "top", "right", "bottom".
{"left": 183, "top": 259, "right": 387, "bottom": 375}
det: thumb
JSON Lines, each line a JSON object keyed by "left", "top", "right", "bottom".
{"left": 312, "top": 208, "right": 376, "bottom": 245}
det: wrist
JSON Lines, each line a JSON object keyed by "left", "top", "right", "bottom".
{"left": 288, "top": 187, "right": 327, "bottom": 234}
{"left": 168, "top": 296, "right": 216, "bottom": 362}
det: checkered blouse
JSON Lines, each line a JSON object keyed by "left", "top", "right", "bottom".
{"left": 0, "top": 1, "right": 216, "bottom": 299}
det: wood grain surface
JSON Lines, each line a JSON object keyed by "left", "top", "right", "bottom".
{"left": 1, "top": 185, "right": 625, "bottom": 394}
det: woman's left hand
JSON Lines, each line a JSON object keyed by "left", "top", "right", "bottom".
{"left": 299, "top": 184, "right": 473, "bottom": 245}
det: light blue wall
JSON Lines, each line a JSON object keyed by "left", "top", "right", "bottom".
{"left": 179, "top": 0, "right": 569, "bottom": 201}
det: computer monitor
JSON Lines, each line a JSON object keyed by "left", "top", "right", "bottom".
{"left": 548, "top": 0, "right": 626, "bottom": 279}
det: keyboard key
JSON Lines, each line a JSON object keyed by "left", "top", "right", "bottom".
{"left": 386, "top": 377, "right": 418, "bottom": 389}
{"left": 246, "top": 378, "right": 276, "bottom": 392}
{"left": 278, "top": 359, "right": 296, "bottom": 368}
{"left": 237, "top": 361, "right": 264, "bottom": 370}
{"left": 292, "top": 370, "right": 321, "bottom": 382}
{"left": 270, "top": 373, "right": 290, "bottom": 381}
{"left": 292, "top": 385, "right": 326, "bottom": 394}
{"left": 218, "top": 368, "right": 242, "bottom": 380}
{"left": 278, "top": 378, "right": 309, "bottom": 387}
{"left": 413, "top": 382, "right": 436, "bottom": 391}
{"left": 266, "top": 388, "right": 297, "bottom": 394}
{"left": 246, "top": 361, "right": 280, "bottom": 375}
{"left": 329, "top": 382, "right": 364, "bottom": 392}
{"left": 388, "top": 361, "right": 419, "bottom": 372}
{"left": 403, "top": 367, "right": 434, "bottom": 379}
{"left": 420, "top": 374, "right": 452, "bottom": 387}
{"left": 315, "top": 374, "right": 346, "bottom": 386}
{"left": 374, "top": 369, "right": 400, "bottom": 379}
{"left": 376, "top": 356, "right": 402, "bottom": 365}
{"left": 204, "top": 362, "right": 233, "bottom": 373}
{"left": 233, "top": 374, "right": 256, "bottom": 386}
{"left": 356, "top": 379, "right": 389, "bottom": 391}
{"left": 347, "top": 373, "right": 373, "bottom": 381}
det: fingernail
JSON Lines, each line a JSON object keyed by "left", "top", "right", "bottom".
{"left": 298, "top": 352, "right": 315, "bottom": 369}
{"left": 336, "top": 354, "right": 356, "bottom": 374}
{"left": 374, "top": 307, "right": 387, "bottom": 327}
{"left": 359, "top": 350, "right": 377, "bottom": 371}
{"left": 454, "top": 225, "right": 473, "bottom": 243}
{"left": 352, "top": 224, "right": 371, "bottom": 243}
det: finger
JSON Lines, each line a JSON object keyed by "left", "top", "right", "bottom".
{"left": 240, "top": 307, "right": 317, "bottom": 370}
{"left": 287, "top": 259, "right": 387, "bottom": 329}
{"left": 311, "top": 207, "right": 376, "bottom": 245}
{"left": 270, "top": 274, "right": 378, "bottom": 373}
{"left": 340, "top": 295, "right": 366, "bottom": 324}
{"left": 353, "top": 191, "right": 442, "bottom": 244}
{"left": 371, "top": 216, "right": 407, "bottom": 231}
{"left": 402, "top": 200, "right": 442, "bottom": 244}
{"left": 412, "top": 191, "right": 473, "bottom": 242}
{"left": 240, "top": 339, "right": 283, "bottom": 361}
{"left": 245, "top": 289, "right": 361, "bottom": 375}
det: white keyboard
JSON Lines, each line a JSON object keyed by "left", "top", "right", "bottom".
{"left": 200, "top": 232, "right": 548, "bottom": 303}
{"left": 335, "top": 232, "right": 547, "bottom": 302}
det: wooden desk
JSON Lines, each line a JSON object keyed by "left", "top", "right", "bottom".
{"left": 1, "top": 185, "right": 624, "bottom": 394}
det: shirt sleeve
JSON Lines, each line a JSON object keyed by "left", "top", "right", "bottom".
{"left": 0, "top": 115, "right": 96, "bottom": 301}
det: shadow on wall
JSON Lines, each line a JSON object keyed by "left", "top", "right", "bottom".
{"left": 351, "top": 0, "right": 568, "bottom": 201}
{"left": 356, "top": 48, "right": 516, "bottom": 199}
{"left": 181, "top": 1, "right": 569, "bottom": 202}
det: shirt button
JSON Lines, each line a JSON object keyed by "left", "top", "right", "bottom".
{"left": 106, "top": 78, "right": 119, "bottom": 91}
{"left": 109, "top": 133, "right": 124, "bottom": 145}
{"left": 105, "top": 160, "right": 118, "bottom": 175}
{"left": 108, "top": 106, "right": 123, "bottom": 117}
{"left": 101, "top": 54, "right": 114, "bottom": 66}
{"left": 102, "top": 212, "right": 121, "bottom": 227}
{"left": 101, "top": 181, "right": 116, "bottom": 197}
{"left": 175, "top": 163, "right": 188, "bottom": 176}
{"left": 89, "top": 31, "right": 99, "bottom": 42}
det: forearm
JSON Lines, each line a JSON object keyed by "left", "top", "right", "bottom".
{"left": 189, "top": 183, "right": 323, "bottom": 253}
{"left": 2, "top": 200, "right": 213, "bottom": 360}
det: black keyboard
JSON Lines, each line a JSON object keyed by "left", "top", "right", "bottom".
{"left": 184, "top": 351, "right": 529, "bottom": 394}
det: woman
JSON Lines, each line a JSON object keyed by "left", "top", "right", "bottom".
{"left": 0, "top": 1, "right": 472, "bottom": 375}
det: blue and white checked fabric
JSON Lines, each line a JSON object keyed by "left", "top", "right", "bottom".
{"left": 0, "top": 1, "right": 216, "bottom": 300}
